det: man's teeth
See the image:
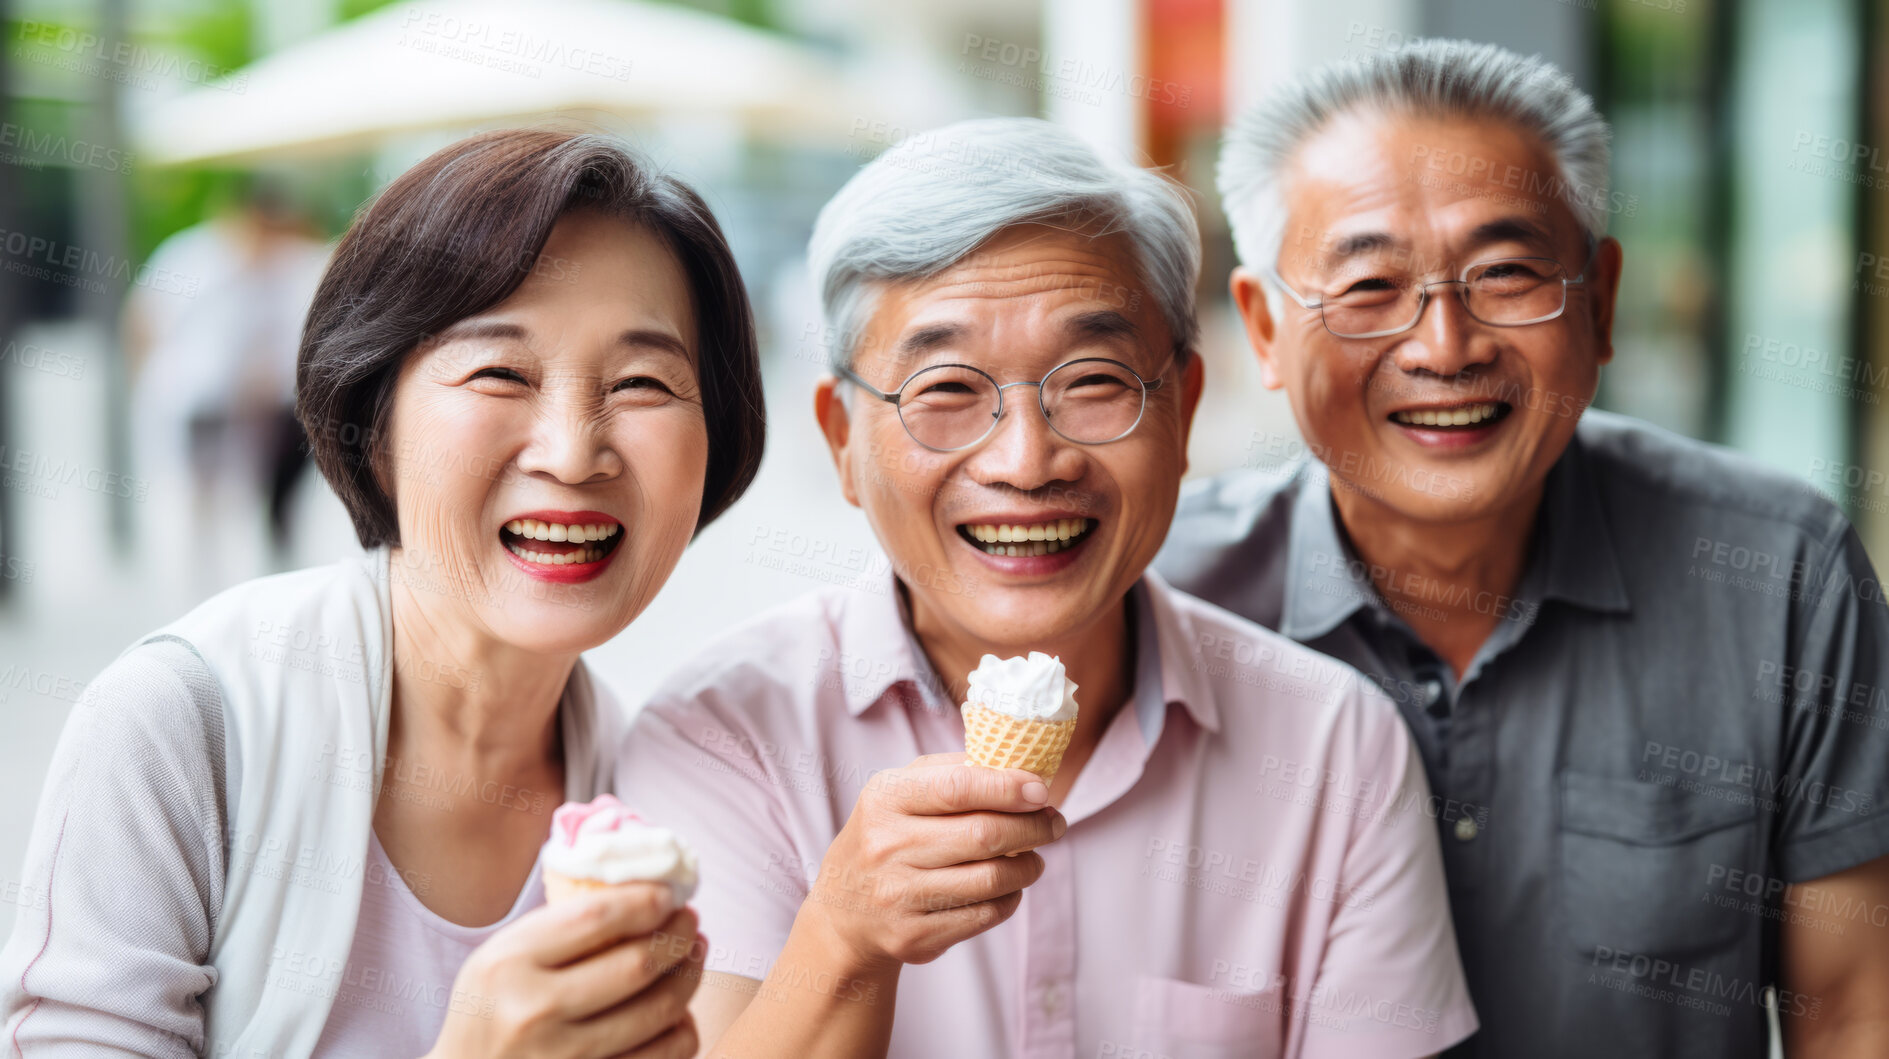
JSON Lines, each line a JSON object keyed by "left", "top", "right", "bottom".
{"left": 504, "top": 519, "right": 620, "bottom": 544}
{"left": 1391, "top": 403, "right": 1501, "bottom": 427}
{"left": 963, "top": 518, "right": 1092, "bottom": 557}
{"left": 504, "top": 540, "right": 607, "bottom": 565}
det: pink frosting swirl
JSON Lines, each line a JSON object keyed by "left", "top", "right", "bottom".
{"left": 549, "top": 793, "right": 643, "bottom": 848}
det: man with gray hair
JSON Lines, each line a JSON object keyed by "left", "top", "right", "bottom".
{"left": 1157, "top": 38, "right": 1889, "bottom": 1058}
{"left": 620, "top": 117, "right": 1478, "bottom": 1057}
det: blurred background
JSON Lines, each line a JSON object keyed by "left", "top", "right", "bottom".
{"left": 0, "top": 0, "right": 1882, "bottom": 935}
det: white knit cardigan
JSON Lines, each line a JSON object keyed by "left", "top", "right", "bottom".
{"left": 0, "top": 546, "right": 621, "bottom": 1056}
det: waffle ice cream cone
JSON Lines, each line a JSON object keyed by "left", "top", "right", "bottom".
{"left": 962, "top": 702, "right": 1078, "bottom": 785}
{"left": 960, "top": 652, "right": 1080, "bottom": 785}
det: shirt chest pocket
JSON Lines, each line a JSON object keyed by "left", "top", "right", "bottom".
{"left": 1557, "top": 771, "right": 1758, "bottom": 961}
{"left": 1124, "top": 976, "right": 1284, "bottom": 1059}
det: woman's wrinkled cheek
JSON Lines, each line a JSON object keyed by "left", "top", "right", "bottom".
{"left": 397, "top": 484, "right": 481, "bottom": 607}
{"left": 603, "top": 414, "right": 707, "bottom": 627}
{"left": 386, "top": 390, "right": 508, "bottom": 617}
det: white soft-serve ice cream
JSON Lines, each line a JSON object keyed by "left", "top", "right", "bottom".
{"left": 966, "top": 652, "right": 1079, "bottom": 722}
{"left": 961, "top": 652, "right": 1080, "bottom": 784}
{"left": 540, "top": 793, "right": 698, "bottom": 905}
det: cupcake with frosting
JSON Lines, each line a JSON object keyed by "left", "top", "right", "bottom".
{"left": 541, "top": 793, "right": 698, "bottom": 905}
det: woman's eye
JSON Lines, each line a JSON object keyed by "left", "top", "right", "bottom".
{"left": 470, "top": 366, "right": 525, "bottom": 383}
{"left": 614, "top": 376, "right": 675, "bottom": 395}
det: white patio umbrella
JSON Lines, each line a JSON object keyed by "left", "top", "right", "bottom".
{"left": 130, "top": 0, "right": 888, "bottom": 165}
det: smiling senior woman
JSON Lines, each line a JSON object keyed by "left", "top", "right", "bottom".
{"left": 0, "top": 129, "right": 764, "bottom": 1058}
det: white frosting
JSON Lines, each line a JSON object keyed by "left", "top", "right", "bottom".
{"left": 543, "top": 809, "right": 699, "bottom": 902}
{"left": 965, "top": 651, "right": 1079, "bottom": 722}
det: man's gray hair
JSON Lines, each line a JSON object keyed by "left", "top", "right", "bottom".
{"left": 1219, "top": 39, "right": 1612, "bottom": 273}
{"left": 809, "top": 116, "right": 1200, "bottom": 370}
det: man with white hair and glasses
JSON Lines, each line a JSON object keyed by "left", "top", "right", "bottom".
{"left": 1158, "top": 39, "right": 1889, "bottom": 1058}
{"left": 620, "top": 117, "right": 1478, "bottom": 1057}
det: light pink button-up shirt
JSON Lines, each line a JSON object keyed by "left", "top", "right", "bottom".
{"left": 618, "top": 574, "right": 1476, "bottom": 1059}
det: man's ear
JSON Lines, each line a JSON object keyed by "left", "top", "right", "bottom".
{"left": 813, "top": 375, "right": 862, "bottom": 508}
{"left": 1230, "top": 267, "right": 1285, "bottom": 389}
{"left": 1176, "top": 350, "right": 1205, "bottom": 477}
{"left": 1585, "top": 236, "right": 1624, "bottom": 366}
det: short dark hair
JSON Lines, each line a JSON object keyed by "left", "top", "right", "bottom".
{"left": 298, "top": 128, "right": 766, "bottom": 549}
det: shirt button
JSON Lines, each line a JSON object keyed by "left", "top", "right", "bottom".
{"left": 1420, "top": 679, "right": 1443, "bottom": 708}
{"left": 1454, "top": 816, "right": 1479, "bottom": 842}
{"left": 1041, "top": 984, "right": 1064, "bottom": 1016}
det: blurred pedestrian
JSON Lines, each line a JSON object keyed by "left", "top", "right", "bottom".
{"left": 124, "top": 175, "right": 328, "bottom": 595}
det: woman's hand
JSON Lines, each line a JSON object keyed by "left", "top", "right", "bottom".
{"left": 805, "top": 752, "right": 1066, "bottom": 975}
{"left": 424, "top": 881, "right": 705, "bottom": 1059}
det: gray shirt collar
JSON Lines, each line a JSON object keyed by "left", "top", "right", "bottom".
{"left": 1280, "top": 433, "right": 1633, "bottom": 642}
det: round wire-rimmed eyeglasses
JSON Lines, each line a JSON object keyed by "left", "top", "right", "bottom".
{"left": 835, "top": 356, "right": 1170, "bottom": 453}
{"left": 1266, "top": 248, "right": 1595, "bottom": 340}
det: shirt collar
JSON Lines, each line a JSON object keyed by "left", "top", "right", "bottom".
{"left": 1280, "top": 432, "right": 1632, "bottom": 640}
{"left": 830, "top": 572, "right": 1219, "bottom": 737}
{"left": 1280, "top": 460, "right": 1374, "bottom": 642}
{"left": 827, "top": 580, "right": 956, "bottom": 718}
{"left": 1140, "top": 569, "right": 1221, "bottom": 734}
{"left": 1536, "top": 431, "right": 1633, "bottom": 614}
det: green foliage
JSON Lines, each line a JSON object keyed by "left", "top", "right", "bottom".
{"left": 335, "top": 0, "right": 406, "bottom": 23}
{"left": 5, "top": 3, "right": 257, "bottom": 265}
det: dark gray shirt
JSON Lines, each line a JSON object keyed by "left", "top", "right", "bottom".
{"left": 1154, "top": 409, "right": 1889, "bottom": 1059}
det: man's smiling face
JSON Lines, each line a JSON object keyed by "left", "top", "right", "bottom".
{"left": 819, "top": 224, "right": 1202, "bottom": 652}
{"left": 1248, "top": 111, "right": 1622, "bottom": 522}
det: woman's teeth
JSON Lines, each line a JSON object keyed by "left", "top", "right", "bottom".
{"left": 963, "top": 518, "right": 1092, "bottom": 557}
{"left": 502, "top": 519, "right": 619, "bottom": 565}
{"left": 506, "top": 542, "right": 606, "bottom": 565}
{"left": 1391, "top": 403, "right": 1502, "bottom": 427}
{"left": 504, "top": 519, "right": 619, "bottom": 543}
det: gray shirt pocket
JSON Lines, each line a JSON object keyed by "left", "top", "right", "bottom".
{"left": 1557, "top": 770, "right": 1757, "bottom": 961}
